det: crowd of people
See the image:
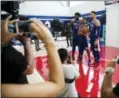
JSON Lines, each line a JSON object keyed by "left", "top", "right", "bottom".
{"left": 1, "top": 12, "right": 119, "bottom": 97}
{"left": 43, "top": 11, "right": 101, "bottom": 67}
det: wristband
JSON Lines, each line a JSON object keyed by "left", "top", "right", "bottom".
{"left": 105, "top": 67, "right": 115, "bottom": 73}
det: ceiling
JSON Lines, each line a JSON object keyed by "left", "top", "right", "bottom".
{"left": 60, "top": 1, "right": 85, "bottom": 7}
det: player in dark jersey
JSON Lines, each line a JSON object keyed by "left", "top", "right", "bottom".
{"left": 89, "top": 11, "right": 101, "bottom": 66}
{"left": 71, "top": 12, "right": 81, "bottom": 61}
{"left": 78, "top": 17, "right": 91, "bottom": 64}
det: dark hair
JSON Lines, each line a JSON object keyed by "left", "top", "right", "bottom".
{"left": 75, "top": 12, "right": 81, "bottom": 17}
{"left": 58, "top": 48, "right": 68, "bottom": 63}
{"left": 91, "top": 11, "right": 96, "bottom": 15}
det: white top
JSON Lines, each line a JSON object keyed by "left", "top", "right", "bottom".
{"left": 58, "top": 64, "right": 80, "bottom": 97}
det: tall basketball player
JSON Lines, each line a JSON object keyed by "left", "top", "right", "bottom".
{"left": 89, "top": 11, "right": 101, "bottom": 66}
{"left": 71, "top": 12, "right": 81, "bottom": 61}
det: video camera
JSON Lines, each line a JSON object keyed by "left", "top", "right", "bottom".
{"left": 1, "top": 1, "right": 32, "bottom": 33}
{"left": 1, "top": 1, "right": 20, "bottom": 20}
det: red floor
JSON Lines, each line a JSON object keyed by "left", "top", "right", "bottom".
{"left": 35, "top": 46, "right": 119, "bottom": 97}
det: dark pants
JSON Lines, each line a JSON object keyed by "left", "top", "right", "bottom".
{"left": 78, "top": 93, "right": 81, "bottom": 98}
{"left": 66, "top": 36, "right": 72, "bottom": 47}
{"left": 54, "top": 32, "right": 58, "bottom": 41}
{"left": 72, "top": 37, "right": 80, "bottom": 59}
{"left": 34, "top": 39, "right": 40, "bottom": 51}
{"left": 90, "top": 39, "right": 100, "bottom": 62}
{"left": 78, "top": 35, "right": 88, "bottom": 60}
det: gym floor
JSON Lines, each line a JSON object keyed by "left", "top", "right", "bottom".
{"left": 14, "top": 38, "right": 119, "bottom": 97}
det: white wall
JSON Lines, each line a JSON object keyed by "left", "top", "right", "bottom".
{"left": 70, "top": 1, "right": 105, "bottom": 15}
{"left": 19, "top": 1, "right": 105, "bottom": 16}
{"left": 106, "top": 3, "right": 119, "bottom": 48}
{"left": 19, "top": 1, "right": 70, "bottom": 16}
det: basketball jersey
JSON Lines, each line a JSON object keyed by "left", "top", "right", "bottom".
{"left": 89, "top": 21, "right": 99, "bottom": 40}
{"left": 72, "top": 19, "right": 80, "bottom": 38}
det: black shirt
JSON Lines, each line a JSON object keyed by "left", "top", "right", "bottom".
{"left": 113, "top": 83, "right": 119, "bottom": 97}
{"left": 1, "top": 45, "right": 28, "bottom": 84}
{"left": 65, "top": 24, "right": 72, "bottom": 36}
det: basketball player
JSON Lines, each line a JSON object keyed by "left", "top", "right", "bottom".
{"left": 71, "top": 12, "right": 81, "bottom": 61}
{"left": 89, "top": 11, "right": 101, "bottom": 65}
{"left": 78, "top": 17, "right": 91, "bottom": 64}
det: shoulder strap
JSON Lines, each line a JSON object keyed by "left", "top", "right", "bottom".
{"left": 65, "top": 77, "right": 75, "bottom": 83}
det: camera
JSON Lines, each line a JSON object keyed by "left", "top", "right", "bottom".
{"left": 1, "top": 1, "right": 32, "bottom": 33}
{"left": 17, "top": 21, "right": 33, "bottom": 32}
{"left": 1, "top": 1, "right": 19, "bottom": 20}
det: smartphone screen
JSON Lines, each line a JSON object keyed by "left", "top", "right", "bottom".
{"left": 17, "top": 21, "right": 32, "bottom": 32}
{"left": 8, "top": 24, "right": 16, "bottom": 33}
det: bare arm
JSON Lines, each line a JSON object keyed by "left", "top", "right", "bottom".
{"left": 93, "top": 19, "right": 101, "bottom": 46}
{"left": 1, "top": 16, "right": 17, "bottom": 44}
{"left": 2, "top": 82, "right": 63, "bottom": 97}
{"left": 23, "top": 39, "right": 34, "bottom": 75}
{"left": 101, "top": 61, "right": 117, "bottom": 98}
{"left": 30, "top": 21, "right": 64, "bottom": 85}
{"left": 2, "top": 19, "right": 65, "bottom": 97}
{"left": 94, "top": 19, "right": 100, "bottom": 27}
{"left": 101, "top": 73, "right": 117, "bottom": 98}
{"left": 94, "top": 19, "right": 100, "bottom": 39}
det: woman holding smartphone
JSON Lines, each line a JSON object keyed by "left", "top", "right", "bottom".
{"left": 1, "top": 16, "right": 65, "bottom": 97}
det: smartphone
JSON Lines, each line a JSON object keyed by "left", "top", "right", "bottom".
{"left": 116, "top": 56, "right": 119, "bottom": 64}
{"left": 17, "top": 21, "right": 33, "bottom": 32}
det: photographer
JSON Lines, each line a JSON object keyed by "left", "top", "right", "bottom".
{"left": 65, "top": 23, "right": 72, "bottom": 48}
{"left": 1, "top": 16, "right": 65, "bottom": 97}
{"left": 57, "top": 48, "right": 80, "bottom": 97}
{"left": 101, "top": 59, "right": 119, "bottom": 98}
